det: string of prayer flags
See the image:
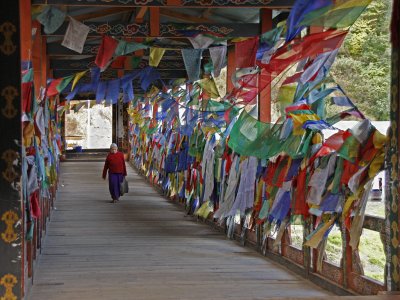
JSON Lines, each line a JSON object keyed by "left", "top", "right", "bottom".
{"left": 149, "top": 48, "right": 166, "bottom": 67}
{"left": 209, "top": 46, "right": 227, "bottom": 77}
{"left": 61, "top": 17, "right": 90, "bottom": 54}
{"left": 235, "top": 37, "right": 259, "bottom": 68}
{"left": 36, "top": 6, "right": 66, "bottom": 34}
{"left": 95, "top": 35, "right": 119, "bottom": 71}
{"left": 181, "top": 49, "right": 203, "bottom": 82}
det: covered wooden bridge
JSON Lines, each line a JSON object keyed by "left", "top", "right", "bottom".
{"left": 1, "top": 0, "right": 400, "bottom": 299}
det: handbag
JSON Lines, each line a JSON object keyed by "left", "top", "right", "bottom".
{"left": 120, "top": 177, "right": 129, "bottom": 196}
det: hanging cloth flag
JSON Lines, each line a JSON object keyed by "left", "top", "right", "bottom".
{"left": 331, "top": 96, "right": 355, "bottom": 107}
{"left": 114, "top": 40, "right": 149, "bottom": 56}
{"left": 46, "top": 78, "right": 63, "bottom": 97}
{"left": 36, "top": 6, "right": 66, "bottom": 34}
{"left": 139, "top": 67, "right": 161, "bottom": 91}
{"left": 22, "top": 82, "right": 33, "bottom": 113}
{"left": 61, "top": 17, "right": 90, "bottom": 54}
{"left": 96, "top": 81, "right": 107, "bottom": 104}
{"left": 285, "top": 0, "right": 332, "bottom": 42}
{"left": 56, "top": 75, "right": 74, "bottom": 94}
{"left": 121, "top": 72, "right": 138, "bottom": 103}
{"left": 198, "top": 78, "right": 220, "bottom": 99}
{"left": 235, "top": 37, "right": 259, "bottom": 68}
{"left": 105, "top": 79, "right": 120, "bottom": 104}
{"left": 71, "top": 70, "right": 87, "bottom": 91}
{"left": 149, "top": 47, "right": 166, "bottom": 67}
{"left": 22, "top": 69, "right": 34, "bottom": 83}
{"left": 95, "top": 35, "right": 118, "bottom": 71}
{"left": 188, "top": 34, "right": 215, "bottom": 49}
{"left": 182, "top": 49, "right": 203, "bottom": 82}
{"left": 300, "top": 0, "right": 373, "bottom": 29}
{"left": 209, "top": 46, "right": 226, "bottom": 77}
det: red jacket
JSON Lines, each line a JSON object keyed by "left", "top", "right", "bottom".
{"left": 102, "top": 152, "right": 127, "bottom": 178}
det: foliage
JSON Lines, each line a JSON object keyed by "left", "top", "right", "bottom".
{"left": 330, "top": 0, "right": 392, "bottom": 120}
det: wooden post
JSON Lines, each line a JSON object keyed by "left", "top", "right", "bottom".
{"left": 0, "top": 0, "right": 23, "bottom": 299}
{"left": 226, "top": 46, "right": 235, "bottom": 93}
{"left": 386, "top": 0, "right": 400, "bottom": 291}
{"left": 258, "top": 8, "right": 272, "bottom": 123}
{"left": 150, "top": 8, "right": 160, "bottom": 37}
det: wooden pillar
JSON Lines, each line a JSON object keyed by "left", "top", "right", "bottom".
{"left": 258, "top": 8, "right": 272, "bottom": 123}
{"left": 0, "top": 0, "right": 23, "bottom": 299}
{"left": 387, "top": 0, "right": 400, "bottom": 291}
{"left": 226, "top": 46, "right": 235, "bottom": 93}
{"left": 150, "top": 8, "right": 160, "bottom": 37}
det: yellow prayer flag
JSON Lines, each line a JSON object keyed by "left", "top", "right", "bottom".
{"left": 198, "top": 78, "right": 220, "bottom": 99}
{"left": 72, "top": 70, "right": 87, "bottom": 91}
{"left": 149, "top": 47, "right": 166, "bottom": 67}
{"left": 304, "top": 217, "right": 336, "bottom": 248}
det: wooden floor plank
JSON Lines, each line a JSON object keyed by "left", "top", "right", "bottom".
{"left": 27, "top": 162, "right": 332, "bottom": 300}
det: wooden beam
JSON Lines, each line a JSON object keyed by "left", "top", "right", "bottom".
{"left": 167, "top": 0, "right": 182, "bottom": 5}
{"left": 227, "top": 46, "right": 235, "bottom": 92}
{"left": 47, "top": 22, "right": 260, "bottom": 38}
{"left": 32, "top": 0, "right": 295, "bottom": 8}
{"left": 150, "top": 8, "right": 160, "bottom": 37}
{"left": 53, "top": 69, "right": 187, "bottom": 79}
{"left": 50, "top": 58, "right": 186, "bottom": 70}
{"left": 72, "top": 7, "right": 133, "bottom": 22}
{"left": 135, "top": 7, "right": 148, "bottom": 23}
{"left": 160, "top": 8, "right": 215, "bottom": 23}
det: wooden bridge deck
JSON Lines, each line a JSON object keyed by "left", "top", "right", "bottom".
{"left": 28, "top": 161, "right": 332, "bottom": 300}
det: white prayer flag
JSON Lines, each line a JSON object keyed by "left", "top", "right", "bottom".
{"left": 188, "top": 34, "right": 215, "bottom": 49}
{"left": 62, "top": 17, "right": 90, "bottom": 54}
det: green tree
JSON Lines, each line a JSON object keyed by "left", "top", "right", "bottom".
{"left": 330, "top": 0, "right": 391, "bottom": 120}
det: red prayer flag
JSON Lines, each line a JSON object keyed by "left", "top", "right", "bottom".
{"left": 95, "top": 35, "right": 119, "bottom": 70}
{"left": 235, "top": 37, "right": 259, "bottom": 68}
{"left": 46, "top": 78, "right": 62, "bottom": 97}
{"left": 111, "top": 56, "right": 127, "bottom": 69}
{"left": 22, "top": 82, "right": 33, "bottom": 113}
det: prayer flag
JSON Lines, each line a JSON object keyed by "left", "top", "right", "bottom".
{"left": 56, "top": 75, "right": 74, "bottom": 93}
{"left": 209, "top": 46, "right": 226, "bottom": 77}
{"left": 46, "top": 78, "right": 62, "bottom": 97}
{"left": 188, "top": 34, "right": 215, "bottom": 49}
{"left": 95, "top": 35, "right": 118, "bottom": 70}
{"left": 105, "top": 79, "right": 120, "bottom": 104}
{"left": 235, "top": 37, "right": 259, "bottom": 68}
{"left": 36, "top": 6, "right": 66, "bottom": 34}
{"left": 61, "top": 17, "right": 90, "bottom": 54}
{"left": 114, "top": 40, "right": 149, "bottom": 56}
{"left": 182, "top": 49, "right": 203, "bottom": 82}
{"left": 149, "top": 47, "right": 166, "bottom": 67}
{"left": 71, "top": 70, "right": 87, "bottom": 91}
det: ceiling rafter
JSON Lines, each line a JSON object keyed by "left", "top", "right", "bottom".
{"left": 160, "top": 8, "right": 215, "bottom": 23}
{"left": 135, "top": 7, "right": 148, "bottom": 23}
{"left": 71, "top": 7, "right": 134, "bottom": 22}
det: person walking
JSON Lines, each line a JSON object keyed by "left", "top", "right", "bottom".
{"left": 102, "top": 143, "right": 127, "bottom": 203}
